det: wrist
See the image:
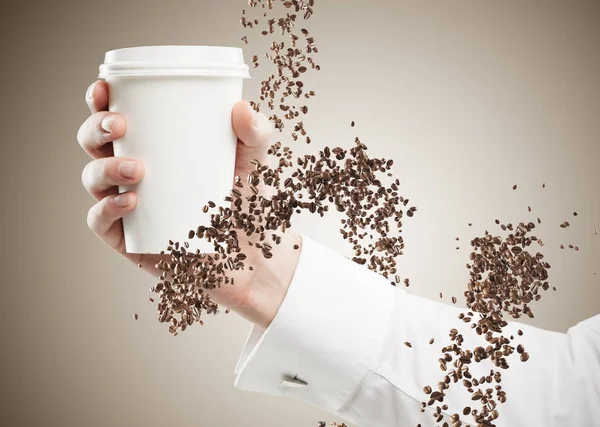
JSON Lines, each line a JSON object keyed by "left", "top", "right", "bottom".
{"left": 243, "top": 232, "right": 303, "bottom": 330}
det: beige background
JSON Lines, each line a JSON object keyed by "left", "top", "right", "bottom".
{"left": 1, "top": 0, "right": 599, "bottom": 426}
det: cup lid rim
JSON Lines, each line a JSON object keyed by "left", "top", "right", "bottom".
{"left": 99, "top": 45, "right": 250, "bottom": 78}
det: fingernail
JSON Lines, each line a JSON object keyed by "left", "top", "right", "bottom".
{"left": 119, "top": 161, "right": 138, "bottom": 179}
{"left": 114, "top": 193, "right": 131, "bottom": 207}
{"left": 252, "top": 111, "right": 260, "bottom": 128}
{"left": 86, "top": 82, "right": 97, "bottom": 101}
{"left": 101, "top": 115, "right": 116, "bottom": 133}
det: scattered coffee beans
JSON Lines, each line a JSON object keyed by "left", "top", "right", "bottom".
{"left": 419, "top": 216, "right": 558, "bottom": 426}
{"left": 134, "top": 3, "right": 594, "bottom": 427}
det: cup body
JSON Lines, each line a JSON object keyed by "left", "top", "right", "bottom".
{"left": 98, "top": 46, "right": 250, "bottom": 254}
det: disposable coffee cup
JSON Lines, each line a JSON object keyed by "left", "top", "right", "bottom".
{"left": 98, "top": 46, "right": 250, "bottom": 254}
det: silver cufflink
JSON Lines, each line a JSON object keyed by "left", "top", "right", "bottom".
{"left": 281, "top": 374, "right": 308, "bottom": 388}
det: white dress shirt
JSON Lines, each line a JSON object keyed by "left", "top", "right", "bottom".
{"left": 234, "top": 235, "right": 600, "bottom": 427}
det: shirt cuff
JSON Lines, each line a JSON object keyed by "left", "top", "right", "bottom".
{"left": 233, "top": 234, "right": 396, "bottom": 414}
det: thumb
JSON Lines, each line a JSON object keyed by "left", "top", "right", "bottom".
{"left": 232, "top": 100, "right": 273, "bottom": 173}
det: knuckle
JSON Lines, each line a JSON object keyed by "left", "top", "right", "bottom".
{"left": 76, "top": 121, "right": 87, "bottom": 148}
{"left": 81, "top": 159, "right": 108, "bottom": 191}
{"left": 86, "top": 204, "right": 99, "bottom": 231}
{"left": 77, "top": 113, "right": 109, "bottom": 151}
{"left": 86, "top": 82, "right": 95, "bottom": 101}
{"left": 81, "top": 162, "right": 91, "bottom": 188}
{"left": 97, "top": 199, "right": 110, "bottom": 219}
{"left": 87, "top": 198, "right": 110, "bottom": 231}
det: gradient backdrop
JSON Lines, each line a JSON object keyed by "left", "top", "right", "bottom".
{"left": 1, "top": 0, "right": 599, "bottom": 426}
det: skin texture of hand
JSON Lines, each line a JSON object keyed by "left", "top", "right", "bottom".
{"left": 78, "top": 80, "right": 301, "bottom": 330}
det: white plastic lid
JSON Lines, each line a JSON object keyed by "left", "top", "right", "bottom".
{"left": 98, "top": 45, "right": 251, "bottom": 78}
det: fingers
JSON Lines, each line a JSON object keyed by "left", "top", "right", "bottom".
{"left": 80, "top": 80, "right": 124, "bottom": 158}
{"left": 77, "top": 111, "right": 127, "bottom": 158}
{"left": 87, "top": 192, "right": 137, "bottom": 251}
{"left": 86, "top": 80, "right": 109, "bottom": 113}
{"left": 82, "top": 157, "right": 145, "bottom": 200}
{"left": 232, "top": 100, "right": 273, "bottom": 172}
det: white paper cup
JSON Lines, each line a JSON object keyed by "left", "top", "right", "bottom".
{"left": 98, "top": 46, "right": 250, "bottom": 254}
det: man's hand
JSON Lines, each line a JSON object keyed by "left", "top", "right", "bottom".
{"left": 78, "top": 80, "right": 301, "bottom": 329}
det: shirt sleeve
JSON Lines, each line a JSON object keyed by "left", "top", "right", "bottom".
{"left": 233, "top": 234, "right": 600, "bottom": 427}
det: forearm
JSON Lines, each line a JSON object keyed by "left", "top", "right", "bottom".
{"left": 234, "top": 234, "right": 600, "bottom": 427}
